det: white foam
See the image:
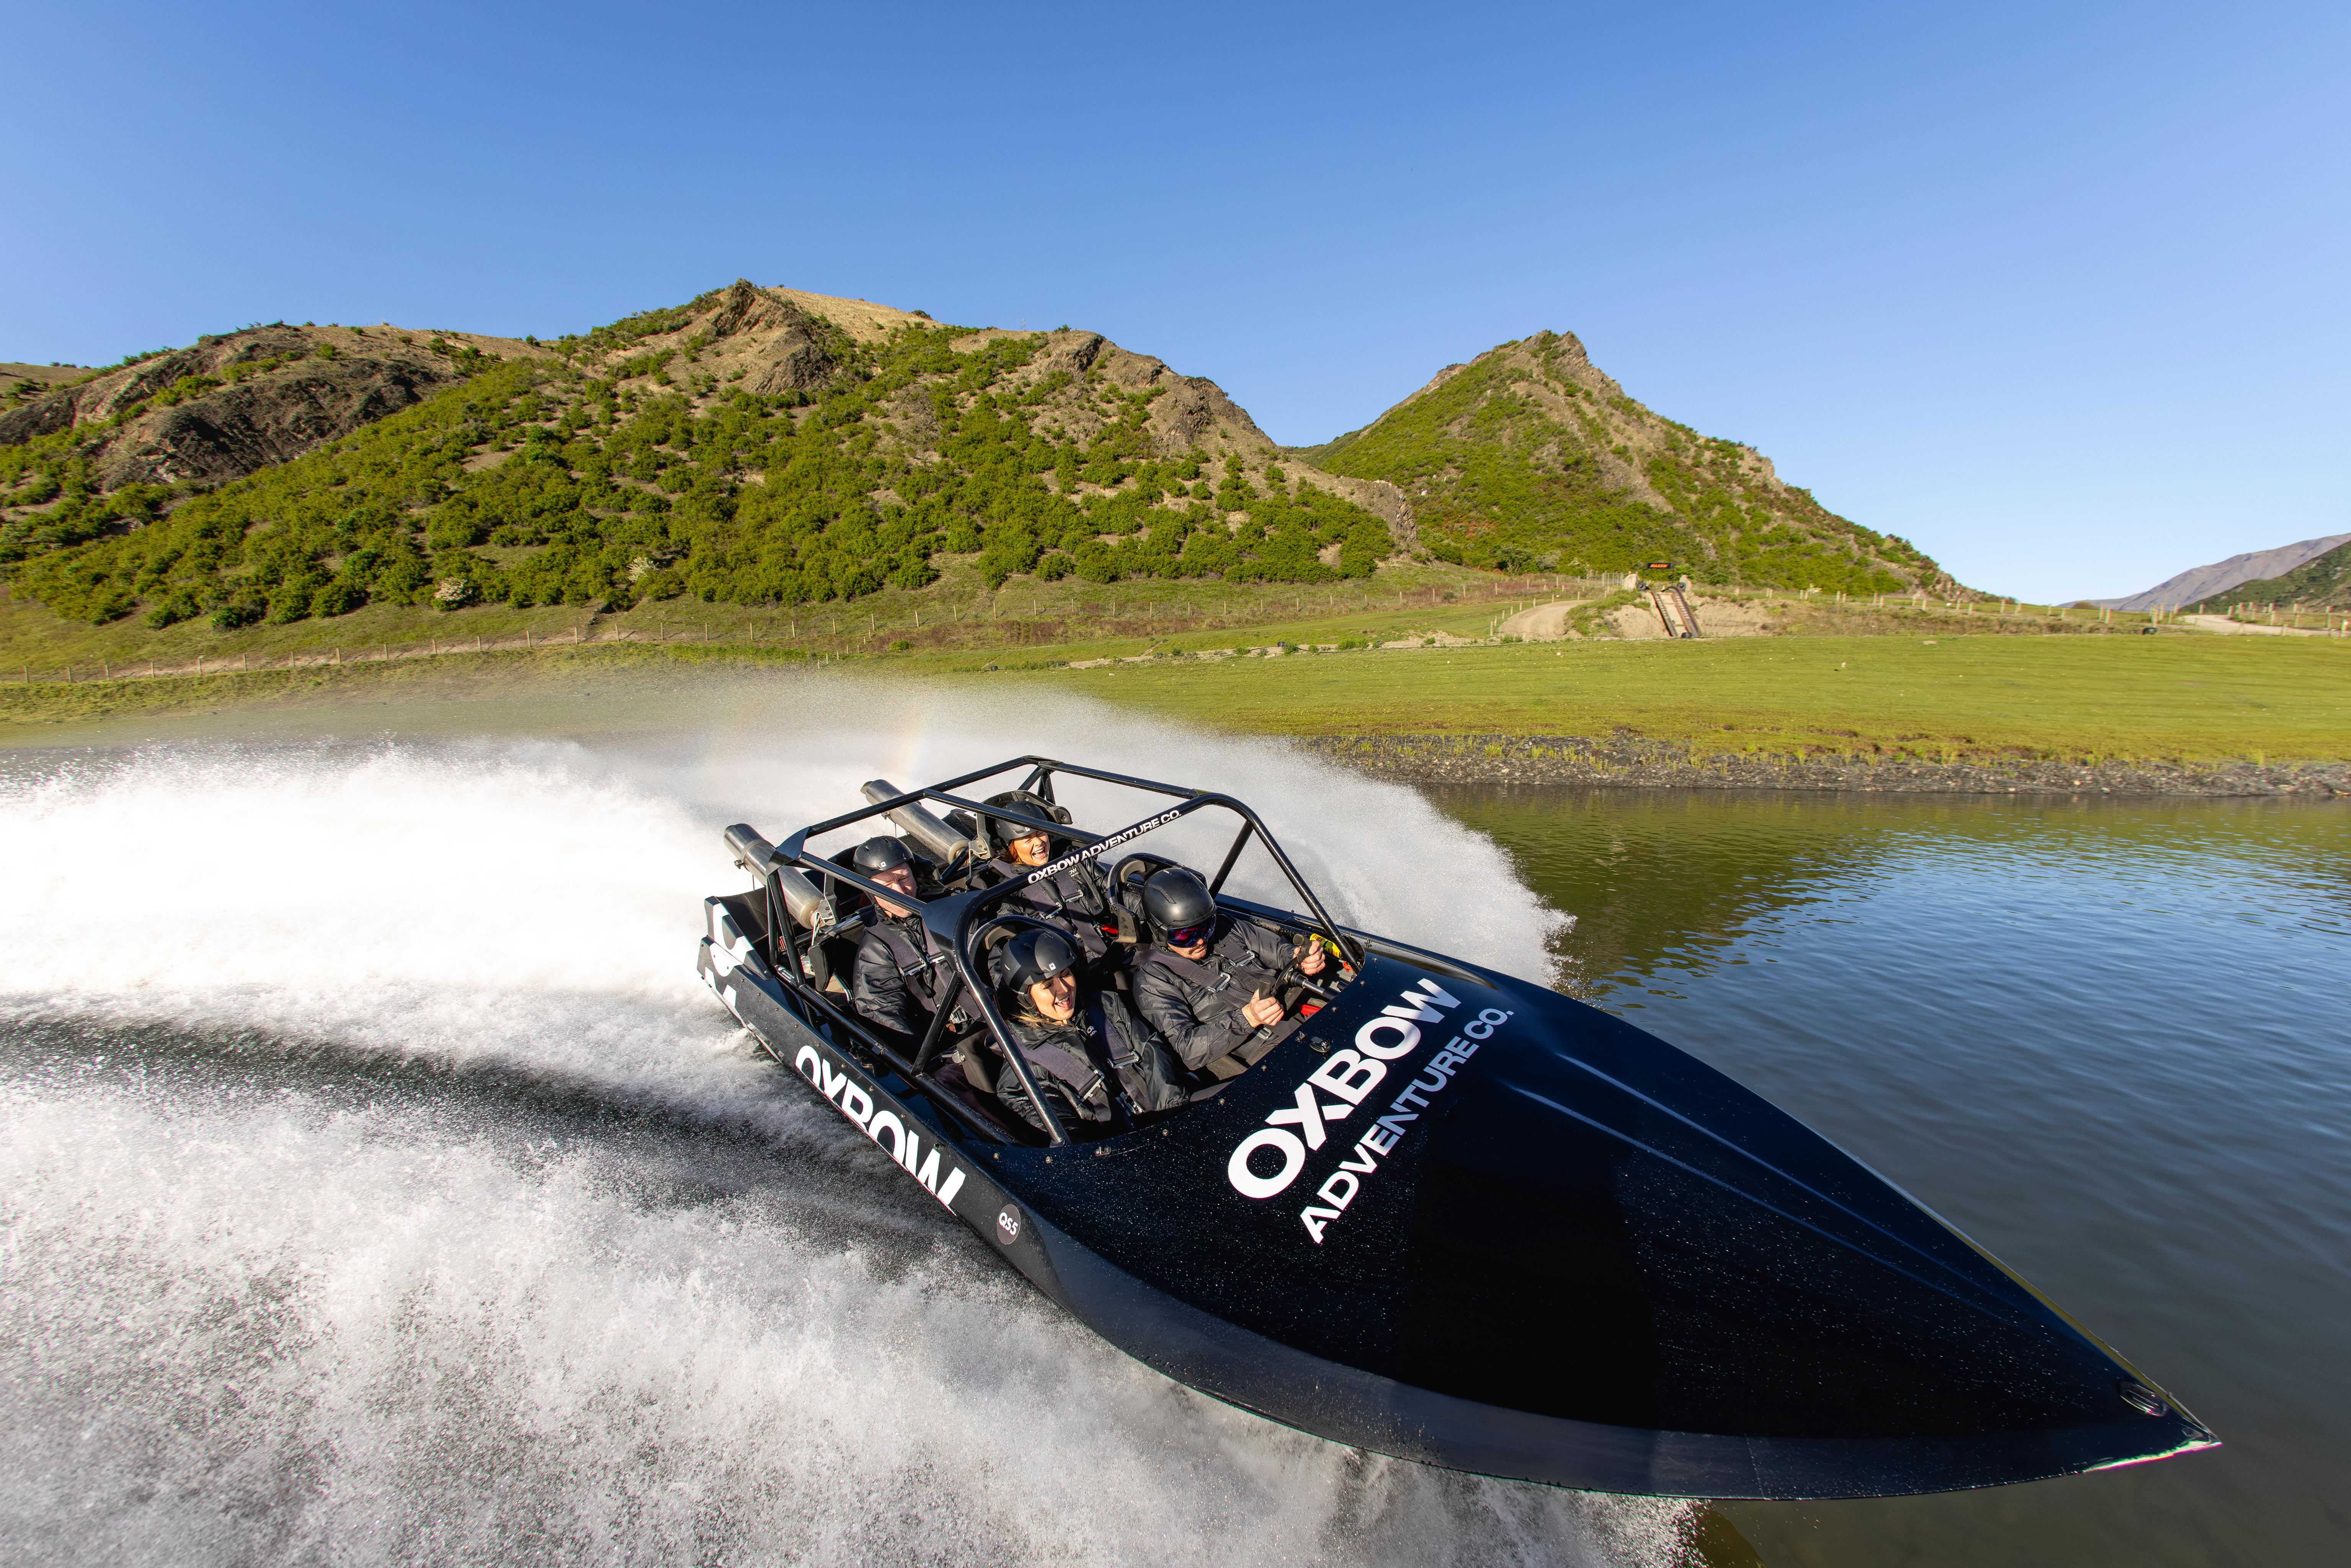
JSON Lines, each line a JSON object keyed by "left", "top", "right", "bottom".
{"left": 0, "top": 682, "right": 1558, "bottom": 1118}
{"left": 0, "top": 1072, "right": 1687, "bottom": 1566}
{"left": 0, "top": 676, "right": 1662, "bottom": 1565}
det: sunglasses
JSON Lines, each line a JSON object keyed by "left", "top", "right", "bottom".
{"left": 1164, "top": 921, "right": 1214, "bottom": 947}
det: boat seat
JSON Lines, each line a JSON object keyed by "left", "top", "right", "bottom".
{"left": 925, "top": 1053, "right": 1032, "bottom": 1142}
{"left": 950, "top": 1035, "right": 997, "bottom": 1095}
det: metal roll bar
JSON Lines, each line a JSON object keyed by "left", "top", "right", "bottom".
{"left": 770, "top": 756, "right": 1365, "bottom": 1146}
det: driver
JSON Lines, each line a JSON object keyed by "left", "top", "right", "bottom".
{"left": 1132, "top": 867, "right": 1326, "bottom": 1075}
{"left": 987, "top": 928, "right": 1185, "bottom": 1132}
{"left": 848, "top": 836, "right": 955, "bottom": 1050}
{"left": 978, "top": 791, "right": 1112, "bottom": 962}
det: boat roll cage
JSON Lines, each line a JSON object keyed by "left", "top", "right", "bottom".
{"left": 751, "top": 756, "right": 1365, "bottom": 1148}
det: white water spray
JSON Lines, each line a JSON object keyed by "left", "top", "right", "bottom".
{"left": 0, "top": 675, "right": 1685, "bottom": 1566}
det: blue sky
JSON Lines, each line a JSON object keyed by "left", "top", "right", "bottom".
{"left": 5, "top": 1, "right": 2343, "bottom": 601}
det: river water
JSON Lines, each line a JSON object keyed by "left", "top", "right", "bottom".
{"left": 1433, "top": 786, "right": 2350, "bottom": 1568}
{"left": 1, "top": 667, "right": 2342, "bottom": 1566}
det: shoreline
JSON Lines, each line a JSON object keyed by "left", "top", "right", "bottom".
{"left": 2, "top": 650, "right": 2342, "bottom": 800}
{"left": 1295, "top": 733, "right": 2351, "bottom": 799}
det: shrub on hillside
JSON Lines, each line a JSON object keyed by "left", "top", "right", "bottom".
{"left": 313, "top": 579, "right": 367, "bottom": 616}
{"left": 145, "top": 587, "right": 202, "bottom": 628}
{"left": 210, "top": 594, "right": 264, "bottom": 630}
{"left": 2, "top": 297, "right": 1405, "bottom": 629}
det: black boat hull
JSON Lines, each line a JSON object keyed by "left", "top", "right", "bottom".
{"left": 698, "top": 898, "right": 2212, "bottom": 1499}
{"left": 1033, "top": 1223, "right": 2209, "bottom": 1498}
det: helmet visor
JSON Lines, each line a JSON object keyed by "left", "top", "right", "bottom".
{"left": 1163, "top": 919, "right": 1214, "bottom": 948}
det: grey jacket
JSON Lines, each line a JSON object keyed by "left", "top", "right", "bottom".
{"left": 1131, "top": 917, "right": 1296, "bottom": 1071}
{"left": 852, "top": 911, "right": 955, "bottom": 1043}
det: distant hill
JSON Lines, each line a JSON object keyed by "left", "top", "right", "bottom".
{"left": 2092, "top": 533, "right": 2351, "bottom": 612}
{"left": 1291, "top": 331, "right": 1944, "bottom": 595}
{"left": 2, "top": 282, "right": 1409, "bottom": 628}
{"left": 2183, "top": 538, "right": 2351, "bottom": 612}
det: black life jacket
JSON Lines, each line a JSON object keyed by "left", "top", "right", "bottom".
{"left": 1091, "top": 991, "right": 1186, "bottom": 1112}
{"left": 1135, "top": 929, "right": 1298, "bottom": 1074}
{"left": 1011, "top": 1023, "right": 1112, "bottom": 1119}
{"left": 989, "top": 857, "right": 1105, "bottom": 919}
{"left": 987, "top": 857, "right": 1112, "bottom": 957}
{"left": 1008, "top": 993, "right": 1184, "bottom": 1119}
{"left": 1140, "top": 931, "right": 1278, "bottom": 1013}
{"left": 869, "top": 913, "right": 954, "bottom": 1014}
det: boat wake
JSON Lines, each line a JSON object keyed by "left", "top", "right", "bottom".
{"left": 0, "top": 684, "right": 1692, "bottom": 1565}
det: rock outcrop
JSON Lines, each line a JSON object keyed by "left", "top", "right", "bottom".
{"left": 0, "top": 324, "right": 550, "bottom": 492}
{"left": 691, "top": 280, "right": 840, "bottom": 393}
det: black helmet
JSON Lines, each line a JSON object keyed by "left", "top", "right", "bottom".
{"left": 849, "top": 836, "right": 912, "bottom": 875}
{"left": 993, "top": 927, "right": 1078, "bottom": 998}
{"left": 1142, "top": 867, "right": 1217, "bottom": 945}
{"left": 984, "top": 790, "right": 1070, "bottom": 853}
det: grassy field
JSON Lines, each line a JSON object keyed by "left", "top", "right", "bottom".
{"left": 0, "top": 552, "right": 2167, "bottom": 683}
{"left": 5, "top": 624, "right": 2343, "bottom": 766}
{"left": 1004, "top": 632, "right": 2351, "bottom": 763}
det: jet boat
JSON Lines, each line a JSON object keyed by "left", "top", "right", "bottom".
{"left": 696, "top": 757, "right": 2215, "bottom": 1499}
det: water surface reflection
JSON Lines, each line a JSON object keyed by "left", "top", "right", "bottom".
{"left": 1431, "top": 786, "right": 2351, "bottom": 1568}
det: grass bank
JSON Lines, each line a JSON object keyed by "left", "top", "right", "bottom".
{"left": 1002, "top": 634, "right": 2351, "bottom": 764}
{"left": 7, "top": 618, "right": 2343, "bottom": 774}
{"left": 0, "top": 642, "right": 792, "bottom": 730}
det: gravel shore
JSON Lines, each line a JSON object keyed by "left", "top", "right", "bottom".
{"left": 1296, "top": 733, "right": 2351, "bottom": 798}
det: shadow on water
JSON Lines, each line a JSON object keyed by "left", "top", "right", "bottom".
{"left": 1429, "top": 784, "right": 2351, "bottom": 1568}
{"left": 0, "top": 1015, "right": 968, "bottom": 1276}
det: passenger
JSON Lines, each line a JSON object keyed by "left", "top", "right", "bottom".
{"left": 979, "top": 791, "right": 1112, "bottom": 961}
{"left": 1132, "top": 867, "right": 1326, "bottom": 1075}
{"left": 987, "top": 927, "right": 1185, "bottom": 1132}
{"left": 848, "top": 836, "right": 955, "bottom": 1051}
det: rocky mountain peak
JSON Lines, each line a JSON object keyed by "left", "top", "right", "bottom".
{"left": 0, "top": 323, "right": 551, "bottom": 492}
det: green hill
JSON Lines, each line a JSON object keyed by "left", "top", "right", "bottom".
{"left": 1293, "top": 331, "right": 1945, "bottom": 595}
{"left": 2, "top": 282, "right": 1405, "bottom": 631}
{"left": 3, "top": 285, "right": 1949, "bottom": 637}
{"left": 2185, "top": 538, "right": 2351, "bottom": 612}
